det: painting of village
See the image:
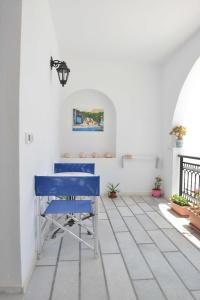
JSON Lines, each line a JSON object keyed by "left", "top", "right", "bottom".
{"left": 73, "top": 108, "right": 104, "bottom": 131}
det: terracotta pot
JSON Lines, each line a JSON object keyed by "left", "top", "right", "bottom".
{"left": 189, "top": 210, "right": 200, "bottom": 230}
{"left": 108, "top": 192, "right": 117, "bottom": 198}
{"left": 171, "top": 202, "right": 189, "bottom": 217}
{"left": 152, "top": 189, "right": 161, "bottom": 198}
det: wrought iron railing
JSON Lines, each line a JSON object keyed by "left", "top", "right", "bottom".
{"left": 178, "top": 155, "right": 200, "bottom": 204}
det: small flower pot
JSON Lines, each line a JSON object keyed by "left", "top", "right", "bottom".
{"left": 189, "top": 210, "right": 200, "bottom": 230}
{"left": 108, "top": 192, "right": 117, "bottom": 198}
{"left": 171, "top": 202, "right": 189, "bottom": 217}
{"left": 152, "top": 189, "right": 161, "bottom": 198}
{"left": 176, "top": 139, "right": 183, "bottom": 148}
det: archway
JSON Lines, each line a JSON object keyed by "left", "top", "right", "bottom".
{"left": 169, "top": 56, "right": 200, "bottom": 196}
{"left": 173, "top": 56, "right": 200, "bottom": 155}
{"left": 59, "top": 89, "right": 116, "bottom": 157}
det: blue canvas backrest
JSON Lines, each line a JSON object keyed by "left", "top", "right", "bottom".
{"left": 54, "top": 163, "right": 95, "bottom": 174}
{"left": 35, "top": 175, "right": 100, "bottom": 196}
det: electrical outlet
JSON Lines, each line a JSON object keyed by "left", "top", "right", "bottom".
{"left": 25, "top": 132, "right": 34, "bottom": 144}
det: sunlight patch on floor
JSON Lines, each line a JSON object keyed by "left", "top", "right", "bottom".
{"left": 158, "top": 202, "right": 200, "bottom": 249}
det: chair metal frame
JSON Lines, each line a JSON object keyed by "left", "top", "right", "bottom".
{"left": 35, "top": 174, "right": 100, "bottom": 257}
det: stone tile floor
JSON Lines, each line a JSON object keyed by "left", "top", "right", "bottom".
{"left": 1, "top": 195, "right": 200, "bottom": 300}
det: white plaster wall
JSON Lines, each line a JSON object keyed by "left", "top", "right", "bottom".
{"left": 0, "top": 0, "right": 22, "bottom": 291}
{"left": 60, "top": 89, "right": 116, "bottom": 156}
{"left": 161, "top": 31, "right": 200, "bottom": 196}
{"left": 59, "top": 58, "right": 162, "bottom": 193}
{"left": 19, "top": 0, "right": 62, "bottom": 288}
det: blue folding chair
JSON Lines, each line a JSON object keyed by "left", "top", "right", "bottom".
{"left": 35, "top": 174, "right": 100, "bottom": 256}
{"left": 53, "top": 163, "right": 95, "bottom": 229}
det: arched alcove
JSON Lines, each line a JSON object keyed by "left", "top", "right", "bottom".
{"left": 169, "top": 56, "right": 200, "bottom": 196}
{"left": 59, "top": 89, "right": 116, "bottom": 157}
{"left": 173, "top": 56, "right": 200, "bottom": 155}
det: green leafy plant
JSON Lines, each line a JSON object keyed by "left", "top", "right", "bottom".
{"left": 192, "top": 190, "right": 200, "bottom": 215}
{"left": 170, "top": 125, "right": 186, "bottom": 140}
{"left": 153, "top": 176, "right": 162, "bottom": 190}
{"left": 170, "top": 194, "right": 189, "bottom": 206}
{"left": 107, "top": 183, "right": 120, "bottom": 193}
{"left": 194, "top": 190, "right": 200, "bottom": 200}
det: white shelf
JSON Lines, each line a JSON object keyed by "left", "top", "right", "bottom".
{"left": 121, "top": 155, "right": 159, "bottom": 168}
{"left": 61, "top": 157, "right": 116, "bottom": 160}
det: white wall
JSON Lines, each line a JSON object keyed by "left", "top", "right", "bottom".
{"left": 0, "top": 0, "right": 161, "bottom": 291}
{"left": 161, "top": 31, "right": 200, "bottom": 196}
{"left": 0, "top": 0, "right": 63, "bottom": 291}
{"left": 0, "top": 0, "right": 22, "bottom": 291}
{"left": 60, "top": 89, "right": 116, "bottom": 156}
{"left": 59, "top": 58, "right": 162, "bottom": 193}
{"left": 19, "top": 0, "right": 62, "bottom": 289}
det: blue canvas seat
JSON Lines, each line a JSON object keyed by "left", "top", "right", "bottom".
{"left": 43, "top": 200, "right": 93, "bottom": 215}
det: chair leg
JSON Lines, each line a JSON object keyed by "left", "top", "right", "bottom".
{"left": 46, "top": 216, "right": 94, "bottom": 250}
{"left": 93, "top": 196, "right": 99, "bottom": 257}
{"left": 36, "top": 197, "right": 42, "bottom": 258}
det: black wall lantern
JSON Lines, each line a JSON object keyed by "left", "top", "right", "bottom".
{"left": 50, "top": 56, "right": 70, "bottom": 87}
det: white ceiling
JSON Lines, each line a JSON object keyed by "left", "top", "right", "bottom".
{"left": 49, "top": 0, "right": 200, "bottom": 63}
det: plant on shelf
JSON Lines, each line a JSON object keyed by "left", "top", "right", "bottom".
{"left": 152, "top": 176, "right": 162, "bottom": 198}
{"left": 189, "top": 190, "right": 200, "bottom": 230}
{"left": 170, "top": 194, "right": 189, "bottom": 216}
{"left": 170, "top": 194, "right": 189, "bottom": 206}
{"left": 194, "top": 191, "right": 200, "bottom": 214}
{"left": 107, "top": 183, "right": 120, "bottom": 199}
{"left": 169, "top": 125, "right": 187, "bottom": 148}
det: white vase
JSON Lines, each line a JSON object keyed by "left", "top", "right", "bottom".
{"left": 176, "top": 139, "right": 183, "bottom": 148}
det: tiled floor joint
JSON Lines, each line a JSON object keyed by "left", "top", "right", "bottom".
{"left": 23, "top": 195, "right": 200, "bottom": 300}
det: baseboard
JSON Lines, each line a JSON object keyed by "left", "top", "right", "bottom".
{"left": 0, "top": 251, "right": 37, "bottom": 295}
{"left": 22, "top": 252, "right": 37, "bottom": 293}
{"left": 122, "top": 192, "right": 151, "bottom": 196}
{"left": 0, "top": 286, "right": 23, "bottom": 294}
{"left": 101, "top": 192, "right": 151, "bottom": 197}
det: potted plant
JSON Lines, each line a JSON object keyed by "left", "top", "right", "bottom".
{"left": 107, "top": 183, "right": 120, "bottom": 198}
{"left": 189, "top": 190, "right": 200, "bottom": 230}
{"left": 170, "top": 194, "right": 189, "bottom": 216}
{"left": 170, "top": 125, "right": 186, "bottom": 148}
{"left": 152, "top": 176, "right": 162, "bottom": 198}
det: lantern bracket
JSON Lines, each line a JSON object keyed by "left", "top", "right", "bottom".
{"left": 50, "top": 56, "right": 70, "bottom": 87}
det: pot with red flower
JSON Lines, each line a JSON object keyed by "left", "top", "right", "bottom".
{"left": 152, "top": 176, "right": 162, "bottom": 198}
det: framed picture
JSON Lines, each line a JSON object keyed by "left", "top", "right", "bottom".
{"left": 73, "top": 108, "right": 104, "bottom": 131}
